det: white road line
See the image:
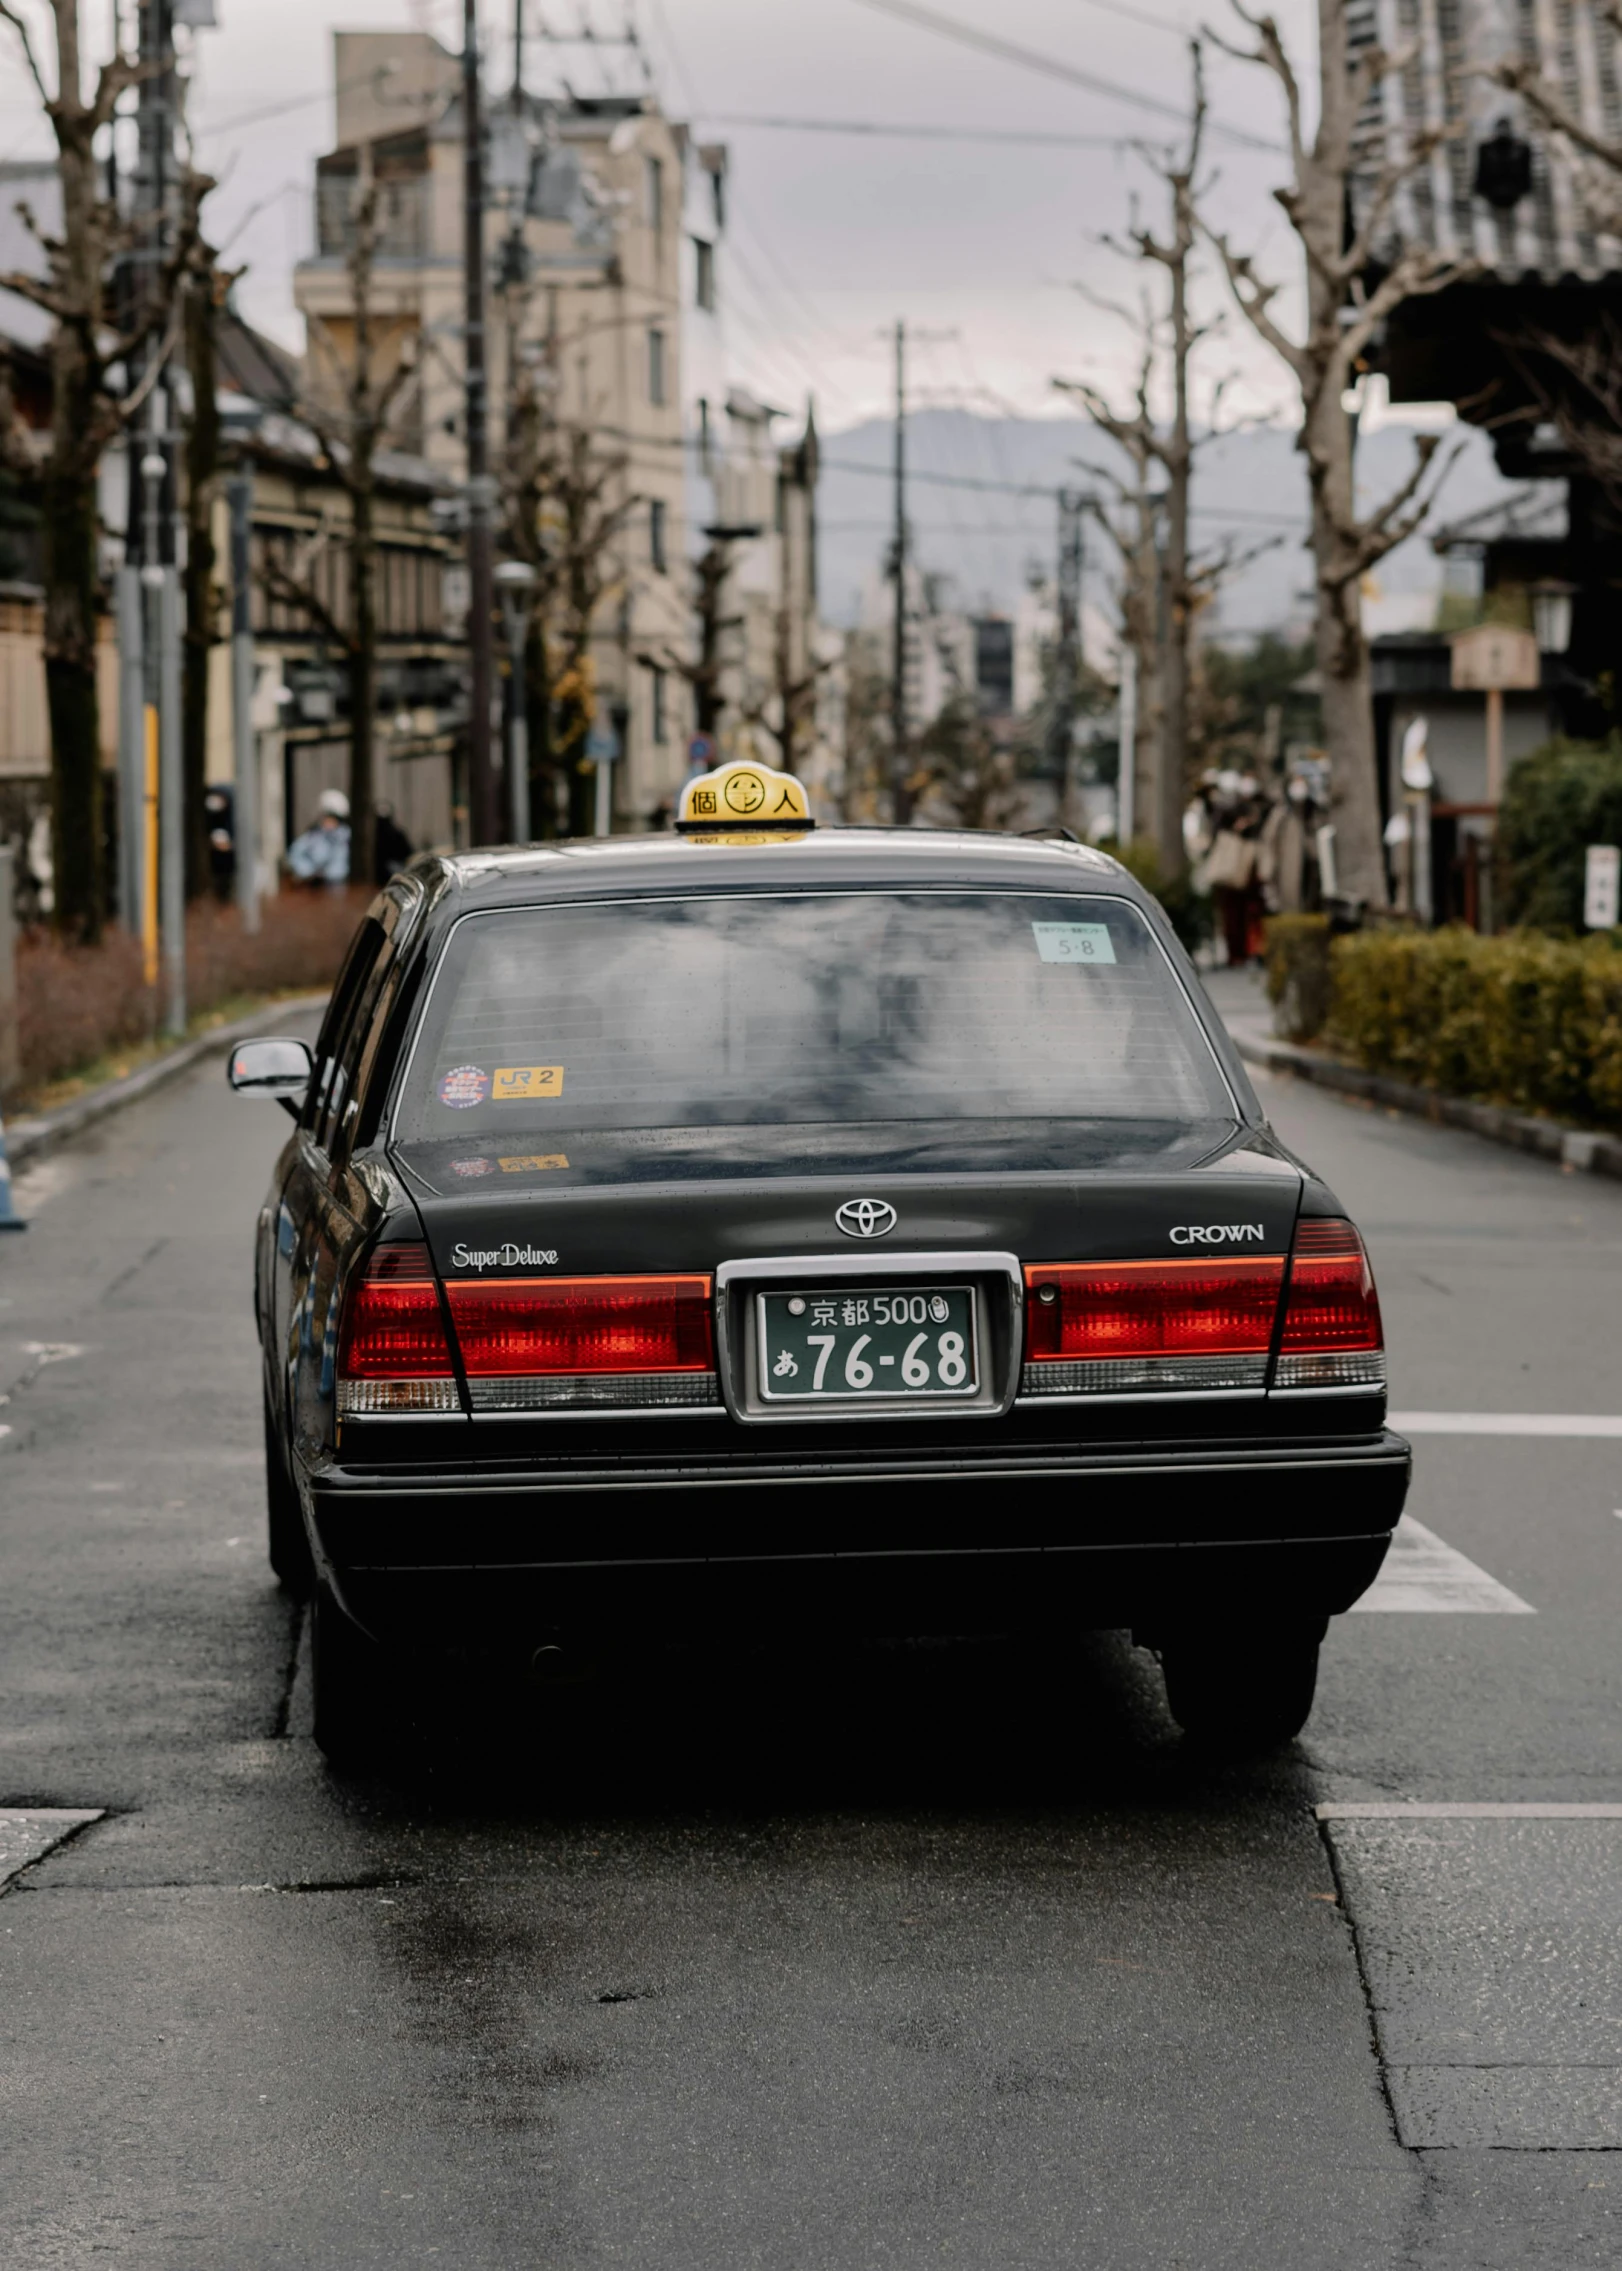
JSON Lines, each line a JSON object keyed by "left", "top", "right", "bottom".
{"left": 1318, "top": 1802, "right": 1622, "bottom": 1820}
{"left": 0, "top": 1808, "right": 104, "bottom": 1891}
{"left": 1392, "top": 1411, "right": 1622, "bottom": 1437}
{"left": 1351, "top": 1517, "right": 1534, "bottom": 1614}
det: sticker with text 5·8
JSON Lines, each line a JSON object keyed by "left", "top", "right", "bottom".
{"left": 1031, "top": 922, "right": 1116, "bottom": 965}
{"left": 492, "top": 1065, "right": 565, "bottom": 1101}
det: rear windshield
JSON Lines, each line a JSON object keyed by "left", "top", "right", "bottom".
{"left": 394, "top": 891, "right": 1233, "bottom": 1139}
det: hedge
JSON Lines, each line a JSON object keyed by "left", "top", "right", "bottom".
{"left": 6, "top": 888, "right": 367, "bottom": 1109}
{"left": 1326, "top": 926, "right": 1622, "bottom": 1132}
{"left": 1499, "top": 736, "right": 1622, "bottom": 932}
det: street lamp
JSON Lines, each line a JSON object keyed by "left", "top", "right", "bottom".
{"left": 494, "top": 558, "right": 538, "bottom": 842}
{"left": 1531, "top": 579, "right": 1577, "bottom": 656}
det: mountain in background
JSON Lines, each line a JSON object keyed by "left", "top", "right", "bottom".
{"left": 816, "top": 410, "right": 1540, "bottom": 653}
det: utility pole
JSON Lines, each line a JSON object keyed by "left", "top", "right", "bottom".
{"left": 134, "top": 0, "right": 183, "bottom": 1030}
{"left": 464, "top": 0, "right": 499, "bottom": 845}
{"left": 889, "top": 319, "right": 911, "bottom": 825}
{"left": 228, "top": 475, "right": 260, "bottom": 933}
{"left": 1049, "top": 487, "right": 1085, "bottom": 827}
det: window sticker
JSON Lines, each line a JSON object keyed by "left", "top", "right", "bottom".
{"left": 1031, "top": 921, "right": 1116, "bottom": 966}
{"left": 438, "top": 1064, "right": 491, "bottom": 1109}
{"left": 499, "top": 1154, "right": 570, "bottom": 1173}
{"left": 450, "top": 1156, "right": 495, "bottom": 1178}
{"left": 493, "top": 1065, "right": 565, "bottom": 1101}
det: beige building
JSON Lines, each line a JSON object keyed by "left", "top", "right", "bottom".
{"left": 293, "top": 32, "right": 695, "bottom": 830}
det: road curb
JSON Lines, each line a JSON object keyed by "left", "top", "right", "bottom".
{"left": 1235, "top": 1030, "right": 1622, "bottom": 1182}
{"left": 4, "top": 993, "right": 329, "bottom": 1175}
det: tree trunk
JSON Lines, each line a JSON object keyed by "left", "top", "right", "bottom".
{"left": 1306, "top": 393, "right": 1389, "bottom": 909}
{"left": 1158, "top": 294, "right": 1191, "bottom": 879}
{"left": 41, "top": 356, "right": 104, "bottom": 943}
{"left": 350, "top": 475, "right": 377, "bottom": 888}
{"left": 183, "top": 276, "right": 220, "bottom": 898}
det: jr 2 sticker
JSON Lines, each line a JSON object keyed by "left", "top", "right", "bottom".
{"left": 1032, "top": 921, "right": 1116, "bottom": 966}
{"left": 438, "top": 1064, "right": 491, "bottom": 1109}
{"left": 499, "top": 1154, "right": 569, "bottom": 1173}
{"left": 450, "top": 1156, "right": 496, "bottom": 1178}
{"left": 493, "top": 1065, "right": 565, "bottom": 1101}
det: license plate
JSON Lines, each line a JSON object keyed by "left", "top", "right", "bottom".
{"left": 757, "top": 1286, "right": 978, "bottom": 1400}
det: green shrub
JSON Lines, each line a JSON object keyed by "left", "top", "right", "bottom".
{"left": 1499, "top": 736, "right": 1622, "bottom": 932}
{"left": 1264, "top": 913, "right": 1333, "bottom": 1041}
{"left": 1327, "top": 925, "right": 1622, "bottom": 1130}
{"left": 1097, "top": 835, "right": 1213, "bottom": 957}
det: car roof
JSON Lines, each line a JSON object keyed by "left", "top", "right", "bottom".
{"left": 414, "top": 826, "right": 1150, "bottom": 910}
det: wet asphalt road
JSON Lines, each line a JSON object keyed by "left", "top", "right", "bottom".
{"left": 2, "top": 975, "right": 1620, "bottom": 2267}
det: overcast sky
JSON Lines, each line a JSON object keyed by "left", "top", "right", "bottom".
{"left": 0, "top": 0, "right": 1334, "bottom": 428}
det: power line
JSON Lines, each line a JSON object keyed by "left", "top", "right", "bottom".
{"left": 697, "top": 114, "right": 1130, "bottom": 148}
{"left": 845, "top": 0, "right": 1279, "bottom": 153}
{"left": 1067, "top": 0, "right": 1189, "bottom": 34}
{"left": 822, "top": 452, "right": 1305, "bottom": 525}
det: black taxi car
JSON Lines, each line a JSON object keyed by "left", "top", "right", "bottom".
{"left": 230, "top": 760, "right": 1407, "bottom": 1761}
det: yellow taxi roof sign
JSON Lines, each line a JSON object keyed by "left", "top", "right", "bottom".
{"left": 676, "top": 759, "right": 813, "bottom": 834}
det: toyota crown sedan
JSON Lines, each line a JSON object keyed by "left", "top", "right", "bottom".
{"left": 231, "top": 791, "right": 1408, "bottom": 1763}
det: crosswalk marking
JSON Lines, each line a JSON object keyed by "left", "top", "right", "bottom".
{"left": 1392, "top": 1411, "right": 1622, "bottom": 1437}
{"left": 1351, "top": 1517, "right": 1534, "bottom": 1613}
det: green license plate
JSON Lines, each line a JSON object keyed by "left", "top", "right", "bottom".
{"left": 758, "top": 1286, "right": 978, "bottom": 1401}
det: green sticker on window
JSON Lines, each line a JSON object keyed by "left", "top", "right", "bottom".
{"left": 1032, "top": 921, "right": 1116, "bottom": 965}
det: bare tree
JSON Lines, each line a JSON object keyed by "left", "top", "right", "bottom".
{"left": 639, "top": 532, "right": 741, "bottom": 747}
{"left": 1072, "top": 395, "right": 1163, "bottom": 849}
{"left": 1203, "top": 0, "right": 1476, "bottom": 907}
{"left": 0, "top": 1, "right": 201, "bottom": 939}
{"left": 278, "top": 151, "right": 421, "bottom": 887}
{"left": 498, "top": 314, "right": 645, "bottom": 835}
{"left": 1058, "top": 49, "right": 1209, "bottom": 876}
{"left": 914, "top": 694, "right": 1022, "bottom": 832}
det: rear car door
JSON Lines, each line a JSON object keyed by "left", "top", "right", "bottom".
{"left": 272, "top": 909, "right": 392, "bottom": 1456}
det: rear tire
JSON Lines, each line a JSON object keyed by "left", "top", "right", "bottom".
{"left": 1161, "top": 1619, "right": 1325, "bottom": 1753}
{"left": 263, "top": 1393, "right": 313, "bottom": 1599}
{"left": 311, "top": 1584, "right": 390, "bottom": 1769}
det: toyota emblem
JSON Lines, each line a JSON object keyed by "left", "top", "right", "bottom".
{"left": 835, "top": 1198, "right": 897, "bottom": 1240}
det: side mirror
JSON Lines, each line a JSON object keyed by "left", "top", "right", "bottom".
{"left": 228, "top": 1037, "right": 313, "bottom": 1119}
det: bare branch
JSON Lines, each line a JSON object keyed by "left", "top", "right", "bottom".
{"left": 1202, "top": 226, "right": 1308, "bottom": 377}
{"left": 0, "top": 0, "right": 51, "bottom": 112}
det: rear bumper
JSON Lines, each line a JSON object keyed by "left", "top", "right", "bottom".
{"left": 306, "top": 1431, "right": 1410, "bottom": 1649}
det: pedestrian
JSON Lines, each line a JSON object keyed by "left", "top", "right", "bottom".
{"left": 373, "top": 801, "right": 414, "bottom": 883}
{"left": 284, "top": 788, "right": 351, "bottom": 888}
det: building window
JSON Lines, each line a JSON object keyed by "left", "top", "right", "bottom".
{"left": 645, "top": 154, "right": 664, "bottom": 234}
{"left": 649, "top": 661, "right": 668, "bottom": 745}
{"left": 694, "top": 237, "right": 715, "bottom": 312}
{"left": 697, "top": 396, "right": 712, "bottom": 471}
{"left": 709, "top": 163, "right": 725, "bottom": 233}
{"left": 649, "top": 497, "right": 668, "bottom": 574}
{"left": 647, "top": 325, "right": 667, "bottom": 406}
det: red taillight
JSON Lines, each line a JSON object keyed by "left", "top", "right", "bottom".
{"left": 445, "top": 1275, "right": 717, "bottom": 1411}
{"left": 1025, "top": 1257, "right": 1285, "bottom": 1358}
{"left": 337, "top": 1244, "right": 460, "bottom": 1416}
{"left": 1275, "top": 1218, "right": 1384, "bottom": 1388}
